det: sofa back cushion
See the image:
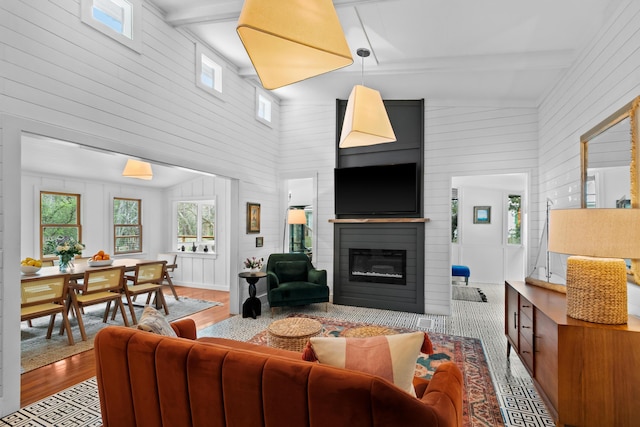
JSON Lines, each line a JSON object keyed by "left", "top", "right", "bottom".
{"left": 275, "top": 260, "right": 308, "bottom": 282}
{"left": 94, "top": 326, "right": 454, "bottom": 427}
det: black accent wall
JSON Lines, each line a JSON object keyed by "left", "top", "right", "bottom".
{"left": 333, "top": 99, "right": 426, "bottom": 313}
{"left": 335, "top": 99, "right": 424, "bottom": 219}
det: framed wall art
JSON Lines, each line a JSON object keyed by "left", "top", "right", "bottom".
{"left": 473, "top": 206, "right": 491, "bottom": 224}
{"left": 255, "top": 236, "right": 264, "bottom": 247}
{"left": 246, "top": 202, "right": 261, "bottom": 233}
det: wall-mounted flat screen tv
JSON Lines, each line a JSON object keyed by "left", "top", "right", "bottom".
{"left": 334, "top": 162, "right": 419, "bottom": 216}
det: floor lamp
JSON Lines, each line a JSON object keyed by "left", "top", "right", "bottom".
{"left": 282, "top": 208, "right": 307, "bottom": 252}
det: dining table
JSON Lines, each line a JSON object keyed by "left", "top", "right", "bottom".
{"left": 22, "top": 258, "right": 154, "bottom": 281}
{"left": 21, "top": 258, "right": 167, "bottom": 325}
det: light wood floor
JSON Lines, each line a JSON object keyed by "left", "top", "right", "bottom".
{"left": 20, "top": 285, "right": 231, "bottom": 408}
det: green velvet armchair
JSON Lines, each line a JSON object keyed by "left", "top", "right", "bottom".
{"left": 266, "top": 253, "right": 329, "bottom": 315}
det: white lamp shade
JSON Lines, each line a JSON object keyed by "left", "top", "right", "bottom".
{"left": 236, "top": 0, "right": 353, "bottom": 90}
{"left": 287, "top": 209, "right": 307, "bottom": 225}
{"left": 549, "top": 208, "right": 640, "bottom": 258}
{"left": 122, "top": 159, "right": 153, "bottom": 180}
{"left": 339, "top": 85, "right": 397, "bottom": 148}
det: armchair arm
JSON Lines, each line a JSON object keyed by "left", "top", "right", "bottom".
{"left": 170, "top": 318, "right": 197, "bottom": 340}
{"left": 419, "top": 362, "right": 463, "bottom": 427}
{"left": 266, "top": 271, "right": 280, "bottom": 291}
{"left": 308, "top": 268, "right": 327, "bottom": 285}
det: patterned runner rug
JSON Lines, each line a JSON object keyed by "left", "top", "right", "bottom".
{"left": 248, "top": 314, "right": 503, "bottom": 427}
{"left": 452, "top": 286, "right": 488, "bottom": 302}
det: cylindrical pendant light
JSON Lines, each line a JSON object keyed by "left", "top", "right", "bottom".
{"left": 339, "top": 48, "right": 396, "bottom": 148}
{"left": 236, "top": 0, "right": 353, "bottom": 90}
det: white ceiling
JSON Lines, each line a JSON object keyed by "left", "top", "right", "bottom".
{"left": 21, "top": 135, "right": 205, "bottom": 188}
{"left": 150, "top": 0, "right": 624, "bottom": 104}
{"left": 22, "top": 0, "right": 624, "bottom": 186}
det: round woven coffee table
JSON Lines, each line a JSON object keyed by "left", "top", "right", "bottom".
{"left": 267, "top": 317, "right": 323, "bottom": 352}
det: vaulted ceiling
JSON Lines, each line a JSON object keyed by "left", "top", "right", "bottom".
{"left": 149, "top": 0, "right": 623, "bottom": 105}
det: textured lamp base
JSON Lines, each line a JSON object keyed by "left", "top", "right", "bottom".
{"left": 566, "top": 256, "right": 628, "bottom": 324}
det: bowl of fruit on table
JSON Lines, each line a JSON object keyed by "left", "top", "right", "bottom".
{"left": 87, "top": 251, "right": 113, "bottom": 267}
{"left": 21, "top": 258, "right": 43, "bottom": 275}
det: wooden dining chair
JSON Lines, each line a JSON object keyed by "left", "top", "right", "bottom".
{"left": 67, "top": 265, "right": 129, "bottom": 341}
{"left": 21, "top": 273, "right": 74, "bottom": 346}
{"left": 121, "top": 261, "right": 168, "bottom": 324}
{"left": 156, "top": 253, "right": 179, "bottom": 300}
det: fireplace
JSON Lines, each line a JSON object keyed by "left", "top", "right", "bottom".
{"left": 349, "top": 248, "right": 406, "bottom": 285}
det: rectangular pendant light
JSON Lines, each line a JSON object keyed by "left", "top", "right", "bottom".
{"left": 236, "top": 0, "right": 353, "bottom": 90}
{"left": 339, "top": 84, "right": 397, "bottom": 148}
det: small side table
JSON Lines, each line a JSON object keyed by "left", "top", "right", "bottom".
{"left": 238, "top": 271, "right": 266, "bottom": 319}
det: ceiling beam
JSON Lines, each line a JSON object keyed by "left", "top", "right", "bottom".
{"left": 165, "top": 0, "right": 399, "bottom": 27}
{"left": 237, "top": 50, "right": 575, "bottom": 77}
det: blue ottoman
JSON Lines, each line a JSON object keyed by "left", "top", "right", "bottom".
{"left": 452, "top": 265, "right": 470, "bottom": 285}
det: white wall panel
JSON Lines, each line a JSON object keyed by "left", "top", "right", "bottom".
{"left": 425, "top": 102, "right": 538, "bottom": 314}
{"left": 537, "top": 1, "right": 640, "bottom": 309}
{"left": 1, "top": 0, "right": 280, "bottom": 412}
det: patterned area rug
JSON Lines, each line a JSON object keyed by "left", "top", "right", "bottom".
{"left": 21, "top": 297, "right": 221, "bottom": 373}
{"left": 453, "top": 286, "right": 488, "bottom": 302}
{"left": 248, "top": 314, "right": 503, "bottom": 427}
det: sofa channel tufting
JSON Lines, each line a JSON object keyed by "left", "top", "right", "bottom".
{"left": 94, "top": 319, "right": 463, "bottom": 427}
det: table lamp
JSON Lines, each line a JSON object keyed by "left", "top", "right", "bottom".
{"left": 548, "top": 208, "right": 640, "bottom": 324}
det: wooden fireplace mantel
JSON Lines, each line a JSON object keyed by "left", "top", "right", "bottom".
{"left": 329, "top": 218, "right": 430, "bottom": 223}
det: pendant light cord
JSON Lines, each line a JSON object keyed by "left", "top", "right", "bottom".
{"left": 356, "top": 48, "right": 370, "bottom": 87}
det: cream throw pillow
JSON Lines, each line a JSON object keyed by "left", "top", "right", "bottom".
{"left": 305, "top": 331, "right": 427, "bottom": 395}
{"left": 137, "top": 306, "right": 177, "bottom": 337}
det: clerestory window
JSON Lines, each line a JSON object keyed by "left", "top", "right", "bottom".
{"left": 196, "top": 44, "right": 223, "bottom": 98}
{"left": 81, "top": 0, "right": 142, "bottom": 52}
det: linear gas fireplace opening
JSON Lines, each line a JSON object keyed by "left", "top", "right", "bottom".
{"left": 349, "top": 248, "right": 407, "bottom": 285}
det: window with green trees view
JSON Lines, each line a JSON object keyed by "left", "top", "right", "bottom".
{"left": 451, "top": 188, "right": 458, "bottom": 243}
{"left": 176, "top": 201, "right": 215, "bottom": 250}
{"left": 41, "top": 192, "right": 82, "bottom": 259}
{"left": 507, "top": 194, "right": 522, "bottom": 245}
{"left": 114, "top": 197, "right": 142, "bottom": 254}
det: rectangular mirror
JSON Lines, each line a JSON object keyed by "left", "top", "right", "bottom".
{"left": 581, "top": 95, "right": 640, "bottom": 283}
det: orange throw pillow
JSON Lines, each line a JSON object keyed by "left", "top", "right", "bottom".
{"left": 302, "top": 331, "right": 432, "bottom": 395}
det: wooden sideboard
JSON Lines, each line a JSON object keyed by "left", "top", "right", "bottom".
{"left": 505, "top": 280, "right": 640, "bottom": 427}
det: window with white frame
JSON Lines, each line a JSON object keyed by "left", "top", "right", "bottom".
{"left": 256, "top": 90, "right": 273, "bottom": 126}
{"left": 196, "top": 44, "right": 223, "bottom": 97}
{"left": 175, "top": 200, "right": 216, "bottom": 252}
{"left": 507, "top": 194, "right": 522, "bottom": 245}
{"left": 81, "top": 0, "right": 142, "bottom": 52}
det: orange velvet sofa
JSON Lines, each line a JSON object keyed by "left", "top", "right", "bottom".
{"left": 94, "top": 319, "right": 463, "bottom": 427}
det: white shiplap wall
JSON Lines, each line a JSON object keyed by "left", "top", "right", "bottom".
{"left": 279, "top": 100, "right": 538, "bottom": 315}
{"left": 1, "top": 0, "right": 280, "bottom": 414}
{"left": 279, "top": 104, "right": 337, "bottom": 281}
{"left": 425, "top": 101, "right": 538, "bottom": 314}
{"left": 539, "top": 1, "right": 640, "bottom": 210}
{"left": 538, "top": 1, "right": 640, "bottom": 313}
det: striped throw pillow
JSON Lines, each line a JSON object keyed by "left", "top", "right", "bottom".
{"left": 303, "top": 331, "right": 432, "bottom": 395}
